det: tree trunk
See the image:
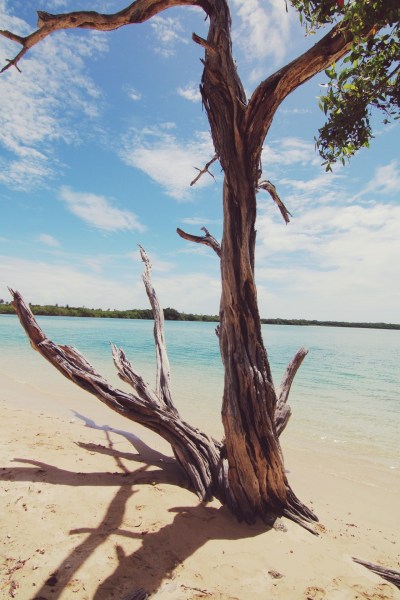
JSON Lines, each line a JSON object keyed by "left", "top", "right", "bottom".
{"left": 4, "top": 0, "right": 349, "bottom": 531}
{"left": 218, "top": 177, "right": 315, "bottom": 525}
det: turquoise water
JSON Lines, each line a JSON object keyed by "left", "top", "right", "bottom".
{"left": 1, "top": 315, "right": 399, "bottom": 470}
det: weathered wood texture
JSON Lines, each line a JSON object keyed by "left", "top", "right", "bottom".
{"left": 0, "top": 0, "right": 369, "bottom": 527}
{"left": 353, "top": 558, "right": 400, "bottom": 589}
{"left": 10, "top": 285, "right": 226, "bottom": 504}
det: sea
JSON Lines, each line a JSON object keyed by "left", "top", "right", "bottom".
{"left": 0, "top": 314, "right": 399, "bottom": 472}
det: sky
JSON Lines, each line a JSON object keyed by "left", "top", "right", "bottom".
{"left": 0, "top": 0, "right": 399, "bottom": 322}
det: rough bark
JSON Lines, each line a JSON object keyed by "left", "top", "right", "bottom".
{"left": 0, "top": 0, "right": 368, "bottom": 528}
{"left": 352, "top": 558, "right": 400, "bottom": 589}
{"left": 275, "top": 347, "right": 308, "bottom": 436}
{"left": 10, "top": 286, "right": 226, "bottom": 504}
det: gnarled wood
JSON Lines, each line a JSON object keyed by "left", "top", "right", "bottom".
{"left": 0, "top": 1, "right": 205, "bottom": 74}
{"left": 2, "top": 0, "right": 372, "bottom": 529}
{"left": 9, "top": 287, "right": 226, "bottom": 504}
{"left": 258, "top": 180, "right": 292, "bottom": 225}
{"left": 176, "top": 226, "right": 221, "bottom": 257}
{"left": 138, "top": 245, "right": 176, "bottom": 413}
{"left": 276, "top": 347, "right": 308, "bottom": 436}
{"left": 353, "top": 558, "right": 400, "bottom": 589}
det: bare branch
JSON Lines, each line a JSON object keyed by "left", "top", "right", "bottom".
{"left": 0, "top": 0, "right": 205, "bottom": 73}
{"left": 177, "top": 226, "right": 221, "bottom": 257}
{"left": 111, "top": 343, "right": 162, "bottom": 408}
{"left": 9, "top": 287, "right": 224, "bottom": 502}
{"left": 190, "top": 154, "right": 218, "bottom": 187}
{"left": 246, "top": 23, "right": 355, "bottom": 160}
{"left": 258, "top": 180, "right": 292, "bottom": 224}
{"left": 139, "top": 245, "right": 177, "bottom": 414}
{"left": 275, "top": 347, "right": 308, "bottom": 437}
{"left": 352, "top": 558, "right": 400, "bottom": 589}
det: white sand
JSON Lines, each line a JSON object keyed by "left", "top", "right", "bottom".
{"left": 0, "top": 372, "right": 399, "bottom": 600}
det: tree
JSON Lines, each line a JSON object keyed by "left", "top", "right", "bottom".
{"left": 1, "top": 1, "right": 398, "bottom": 530}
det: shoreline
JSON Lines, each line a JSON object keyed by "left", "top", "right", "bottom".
{"left": 1, "top": 375, "right": 399, "bottom": 599}
{"left": 2, "top": 311, "right": 400, "bottom": 330}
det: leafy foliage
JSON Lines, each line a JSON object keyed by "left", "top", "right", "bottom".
{"left": 291, "top": 0, "right": 400, "bottom": 168}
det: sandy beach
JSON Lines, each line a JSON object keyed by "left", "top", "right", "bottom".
{"left": 1, "top": 371, "right": 399, "bottom": 600}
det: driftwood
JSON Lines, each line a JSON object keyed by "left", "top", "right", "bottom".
{"left": 353, "top": 558, "right": 400, "bottom": 589}
{"left": 9, "top": 245, "right": 315, "bottom": 529}
{"left": 9, "top": 250, "right": 227, "bottom": 505}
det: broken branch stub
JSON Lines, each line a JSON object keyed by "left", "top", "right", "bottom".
{"left": 176, "top": 227, "right": 221, "bottom": 257}
{"left": 275, "top": 347, "right": 308, "bottom": 437}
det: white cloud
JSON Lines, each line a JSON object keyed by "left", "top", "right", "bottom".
{"left": 151, "top": 15, "right": 189, "bottom": 57}
{"left": 180, "top": 216, "right": 221, "bottom": 227}
{"left": 232, "top": 0, "right": 291, "bottom": 75}
{"left": 40, "top": 0, "right": 69, "bottom": 7}
{"left": 362, "top": 161, "right": 400, "bottom": 196}
{"left": 0, "top": 255, "right": 221, "bottom": 314}
{"left": 0, "top": 256, "right": 147, "bottom": 309}
{"left": 177, "top": 82, "right": 201, "bottom": 103}
{"left": 125, "top": 86, "right": 142, "bottom": 101}
{"left": 0, "top": 5, "right": 107, "bottom": 190}
{"left": 59, "top": 186, "right": 146, "bottom": 233}
{"left": 38, "top": 234, "right": 60, "bottom": 248}
{"left": 262, "top": 138, "right": 319, "bottom": 168}
{"left": 255, "top": 202, "right": 400, "bottom": 321}
{"left": 120, "top": 126, "right": 216, "bottom": 200}
{"left": 280, "top": 108, "right": 311, "bottom": 115}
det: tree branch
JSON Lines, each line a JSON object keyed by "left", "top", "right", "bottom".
{"left": 177, "top": 226, "right": 221, "bottom": 257}
{"left": 258, "top": 180, "right": 292, "bottom": 224}
{"left": 352, "top": 558, "right": 400, "bottom": 589}
{"left": 138, "top": 244, "right": 176, "bottom": 414}
{"left": 275, "top": 347, "right": 308, "bottom": 437}
{"left": 0, "top": 0, "right": 205, "bottom": 73}
{"left": 246, "top": 22, "right": 355, "bottom": 160}
{"left": 9, "top": 286, "right": 225, "bottom": 502}
{"left": 190, "top": 154, "right": 218, "bottom": 186}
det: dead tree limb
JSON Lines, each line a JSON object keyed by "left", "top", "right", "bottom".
{"left": 9, "top": 286, "right": 227, "bottom": 504}
{"left": 138, "top": 245, "right": 175, "bottom": 413}
{"left": 352, "top": 558, "right": 400, "bottom": 589}
{"left": 0, "top": 1, "right": 204, "bottom": 74}
{"left": 258, "top": 180, "right": 292, "bottom": 224}
{"left": 177, "top": 226, "right": 221, "bottom": 257}
{"left": 190, "top": 155, "right": 218, "bottom": 186}
{"left": 275, "top": 347, "right": 308, "bottom": 437}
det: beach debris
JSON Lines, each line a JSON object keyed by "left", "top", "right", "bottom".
{"left": 6, "top": 557, "right": 29, "bottom": 576}
{"left": 268, "top": 569, "right": 284, "bottom": 579}
{"left": 352, "top": 557, "right": 400, "bottom": 589}
{"left": 9, "top": 580, "right": 19, "bottom": 598}
{"left": 180, "top": 584, "right": 211, "bottom": 596}
{"left": 305, "top": 586, "right": 326, "bottom": 599}
{"left": 273, "top": 519, "right": 287, "bottom": 532}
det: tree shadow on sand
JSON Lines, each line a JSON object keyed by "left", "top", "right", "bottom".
{"left": 1, "top": 414, "right": 273, "bottom": 600}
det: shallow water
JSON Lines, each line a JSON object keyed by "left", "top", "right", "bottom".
{"left": 1, "top": 315, "right": 399, "bottom": 471}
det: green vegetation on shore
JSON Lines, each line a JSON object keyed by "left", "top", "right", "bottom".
{"left": 0, "top": 300, "right": 398, "bottom": 330}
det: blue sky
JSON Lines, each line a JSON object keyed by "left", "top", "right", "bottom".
{"left": 0, "top": 0, "right": 399, "bottom": 322}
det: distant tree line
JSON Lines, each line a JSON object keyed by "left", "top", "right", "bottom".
{"left": 260, "top": 318, "right": 400, "bottom": 330}
{"left": 0, "top": 300, "right": 398, "bottom": 330}
{"left": 0, "top": 301, "right": 219, "bottom": 322}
